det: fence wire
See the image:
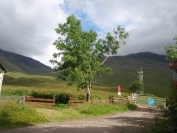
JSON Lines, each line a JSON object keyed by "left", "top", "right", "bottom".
{"left": 0, "top": 95, "right": 22, "bottom": 104}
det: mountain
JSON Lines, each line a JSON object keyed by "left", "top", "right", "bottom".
{"left": 94, "top": 52, "right": 173, "bottom": 97}
{"left": 0, "top": 49, "right": 52, "bottom": 74}
{"left": 0, "top": 49, "right": 173, "bottom": 97}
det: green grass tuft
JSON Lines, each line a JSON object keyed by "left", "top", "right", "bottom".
{"left": 0, "top": 101, "right": 48, "bottom": 129}
{"left": 75, "top": 103, "right": 128, "bottom": 116}
{"left": 127, "top": 103, "right": 137, "bottom": 110}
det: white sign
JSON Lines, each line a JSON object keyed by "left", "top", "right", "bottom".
{"left": 118, "top": 92, "right": 121, "bottom": 96}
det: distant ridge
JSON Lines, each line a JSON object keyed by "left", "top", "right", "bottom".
{"left": 0, "top": 49, "right": 173, "bottom": 96}
{"left": 0, "top": 49, "right": 52, "bottom": 74}
{"left": 95, "top": 52, "right": 172, "bottom": 97}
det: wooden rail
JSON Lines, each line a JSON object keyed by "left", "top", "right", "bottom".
{"left": 25, "top": 95, "right": 55, "bottom": 109}
{"left": 68, "top": 99, "right": 113, "bottom": 108}
{"left": 68, "top": 100, "right": 85, "bottom": 108}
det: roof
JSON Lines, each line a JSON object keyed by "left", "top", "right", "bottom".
{"left": 0, "top": 63, "right": 7, "bottom": 73}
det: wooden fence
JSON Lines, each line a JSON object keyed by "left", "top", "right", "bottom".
{"left": 68, "top": 99, "right": 113, "bottom": 108}
{"left": 24, "top": 95, "right": 55, "bottom": 109}
{"left": 68, "top": 96, "right": 166, "bottom": 108}
{"left": 136, "top": 96, "right": 166, "bottom": 107}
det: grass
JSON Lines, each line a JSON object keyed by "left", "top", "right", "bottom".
{"left": 2, "top": 71, "right": 131, "bottom": 99}
{"left": 3, "top": 70, "right": 171, "bottom": 98}
{"left": 0, "top": 101, "right": 132, "bottom": 129}
{"left": 37, "top": 103, "right": 130, "bottom": 122}
{"left": 136, "top": 96, "right": 166, "bottom": 107}
{"left": 0, "top": 101, "right": 47, "bottom": 129}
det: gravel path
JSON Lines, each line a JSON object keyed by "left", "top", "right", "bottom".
{"left": 0, "top": 106, "right": 161, "bottom": 133}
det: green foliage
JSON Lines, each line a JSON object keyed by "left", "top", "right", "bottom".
{"left": 55, "top": 104, "right": 68, "bottom": 109}
{"left": 50, "top": 15, "right": 129, "bottom": 93}
{"left": 144, "top": 81, "right": 177, "bottom": 133}
{"left": 56, "top": 92, "right": 70, "bottom": 104}
{"left": 162, "top": 81, "right": 177, "bottom": 132}
{"left": 77, "top": 94, "right": 85, "bottom": 100}
{"left": 127, "top": 103, "right": 137, "bottom": 110}
{"left": 0, "top": 101, "right": 47, "bottom": 129}
{"left": 91, "top": 94, "right": 103, "bottom": 100}
{"left": 144, "top": 117, "right": 165, "bottom": 133}
{"left": 75, "top": 103, "right": 128, "bottom": 116}
{"left": 128, "top": 80, "right": 144, "bottom": 93}
{"left": 2, "top": 89, "right": 70, "bottom": 104}
{"left": 165, "top": 35, "right": 177, "bottom": 61}
{"left": 29, "top": 91, "right": 70, "bottom": 104}
{"left": 2, "top": 89, "right": 31, "bottom": 96}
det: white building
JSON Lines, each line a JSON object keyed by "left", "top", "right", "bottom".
{"left": 0, "top": 63, "right": 7, "bottom": 94}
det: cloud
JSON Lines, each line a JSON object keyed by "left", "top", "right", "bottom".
{"left": 0, "top": 0, "right": 67, "bottom": 66}
{"left": 65, "top": 0, "right": 177, "bottom": 55}
{"left": 0, "top": 0, "right": 177, "bottom": 67}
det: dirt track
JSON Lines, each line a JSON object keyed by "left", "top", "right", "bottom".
{"left": 0, "top": 106, "right": 161, "bottom": 133}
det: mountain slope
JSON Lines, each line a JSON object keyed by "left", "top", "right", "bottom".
{"left": 0, "top": 49, "right": 52, "bottom": 74}
{"left": 94, "top": 52, "right": 173, "bottom": 97}
{"left": 0, "top": 49, "right": 173, "bottom": 97}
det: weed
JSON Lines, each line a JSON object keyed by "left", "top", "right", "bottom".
{"left": 0, "top": 101, "right": 47, "bottom": 129}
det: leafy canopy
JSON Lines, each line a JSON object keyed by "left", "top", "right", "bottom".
{"left": 128, "top": 80, "right": 144, "bottom": 93}
{"left": 165, "top": 35, "right": 177, "bottom": 61}
{"left": 50, "top": 15, "right": 129, "bottom": 88}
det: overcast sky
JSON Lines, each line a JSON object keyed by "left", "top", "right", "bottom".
{"left": 0, "top": 0, "right": 177, "bottom": 67}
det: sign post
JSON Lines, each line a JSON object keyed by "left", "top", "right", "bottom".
{"left": 118, "top": 86, "right": 122, "bottom": 96}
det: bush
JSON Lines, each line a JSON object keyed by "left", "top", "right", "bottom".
{"left": 0, "top": 101, "right": 47, "bottom": 129}
{"left": 2, "top": 89, "right": 31, "bottom": 96}
{"left": 2, "top": 90, "right": 70, "bottom": 104}
{"left": 76, "top": 103, "right": 128, "bottom": 116}
{"left": 127, "top": 103, "right": 137, "bottom": 110}
{"left": 77, "top": 94, "right": 85, "bottom": 100}
{"left": 31, "top": 91, "right": 69, "bottom": 104}
{"left": 144, "top": 81, "right": 177, "bottom": 133}
{"left": 55, "top": 92, "right": 70, "bottom": 104}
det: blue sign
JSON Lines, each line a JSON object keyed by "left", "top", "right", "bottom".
{"left": 148, "top": 98, "right": 154, "bottom": 106}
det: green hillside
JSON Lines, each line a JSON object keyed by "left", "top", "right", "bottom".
{"left": 0, "top": 49, "right": 174, "bottom": 97}
{"left": 0, "top": 49, "right": 52, "bottom": 74}
{"left": 94, "top": 52, "right": 173, "bottom": 97}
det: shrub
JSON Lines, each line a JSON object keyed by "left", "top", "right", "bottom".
{"left": 144, "top": 81, "right": 177, "bottom": 133}
{"left": 127, "top": 103, "right": 137, "bottom": 110}
{"left": 77, "top": 94, "right": 85, "bottom": 100}
{"left": 55, "top": 92, "right": 70, "bottom": 104}
{"left": 0, "top": 101, "right": 47, "bottom": 129}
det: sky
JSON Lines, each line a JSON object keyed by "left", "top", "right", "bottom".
{"left": 0, "top": 0, "right": 177, "bottom": 67}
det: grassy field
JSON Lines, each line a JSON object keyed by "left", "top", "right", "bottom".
{"left": 0, "top": 100, "right": 133, "bottom": 129}
{"left": 0, "top": 70, "right": 168, "bottom": 129}
{"left": 2, "top": 69, "right": 172, "bottom": 100}
{"left": 2, "top": 71, "right": 131, "bottom": 99}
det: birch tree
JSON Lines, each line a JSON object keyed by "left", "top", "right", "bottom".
{"left": 50, "top": 15, "right": 129, "bottom": 102}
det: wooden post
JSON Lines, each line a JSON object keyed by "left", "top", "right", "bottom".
{"left": 21, "top": 92, "right": 25, "bottom": 105}
{"left": 53, "top": 95, "right": 55, "bottom": 103}
{"left": 112, "top": 97, "right": 114, "bottom": 104}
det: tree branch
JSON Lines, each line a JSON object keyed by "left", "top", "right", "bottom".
{"left": 101, "top": 55, "right": 109, "bottom": 65}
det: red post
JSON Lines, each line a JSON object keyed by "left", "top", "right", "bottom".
{"left": 118, "top": 86, "right": 122, "bottom": 96}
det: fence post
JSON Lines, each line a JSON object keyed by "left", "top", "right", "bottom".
{"left": 21, "top": 92, "right": 25, "bottom": 105}
{"left": 53, "top": 95, "right": 55, "bottom": 102}
{"left": 68, "top": 100, "right": 70, "bottom": 108}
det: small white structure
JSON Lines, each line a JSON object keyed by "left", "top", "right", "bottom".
{"left": 0, "top": 63, "right": 7, "bottom": 94}
{"left": 137, "top": 67, "right": 144, "bottom": 94}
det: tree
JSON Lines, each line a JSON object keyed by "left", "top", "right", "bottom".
{"left": 162, "top": 35, "right": 177, "bottom": 132}
{"left": 50, "top": 15, "right": 129, "bottom": 102}
{"left": 165, "top": 35, "right": 177, "bottom": 61}
{"left": 128, "top": 80, "right": 144, "bottom": 93}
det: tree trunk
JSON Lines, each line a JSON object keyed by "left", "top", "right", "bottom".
{"left": 86, "top": 83, "right": 91, "bottom": 103}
